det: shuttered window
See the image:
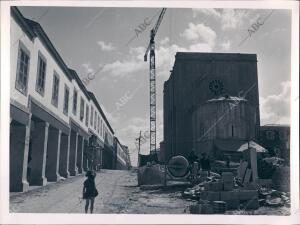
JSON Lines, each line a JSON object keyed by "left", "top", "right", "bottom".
{"left": 15, "top": 42, "right": 30, "bottom": 95}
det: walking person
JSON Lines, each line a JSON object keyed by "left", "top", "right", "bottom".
{"left": 187, "top": 150, "right": 199, "bottom": 180}
{"left": 200, "top": 152, "right": 211, "bottom": 176}
{"left": 83, "top": 170, "right": 98, "bottom": 214}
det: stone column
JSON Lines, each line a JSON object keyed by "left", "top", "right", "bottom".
{"left": 59, "top": 132, "right": 70, "bottom": 178}
{"left": 45, "top": 127, "right": 61, "bottom": 182}
{"left": 10, "top": 117, "right": 31, "bottom": 192}
{"left": 76, "top": 135, "right": 84, "bottom": 174}
{"left": 83, "top": 139, "right": 89, "bottom": 172}
{"left": 29, "top": 121, "right": 49, "bottom": 186}
{"left": 69, "top": 130, "right": 78, "bottom": 176}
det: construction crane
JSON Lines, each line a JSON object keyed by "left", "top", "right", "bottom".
{"left": 144, "top": 8, "right": 167, "bottom": 156}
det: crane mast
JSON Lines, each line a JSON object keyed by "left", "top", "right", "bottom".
{"left": 149, "top": 29, "right": 156, "bottom": 154}
{"left": 144, "top": 8, "right": 166, "bottom": 156}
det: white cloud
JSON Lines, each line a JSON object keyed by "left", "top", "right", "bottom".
{"left": 97, "top": 41, "right": 115, "bottom": 51}
{"left": 193, "top": 8, "right": 250, "bottom": 31}
{"left": 220, "top": 40, "right": 231, "bottom": 50}
{"left": 100, "top": 46, "right": 147, "bottom": 78}
{"left": 129, "top": 46, "right": 145, "bottom": 61}
{"left": 180, "top": 23, "right": 216, "bottom": 47}
{"left": 159, "top": 37, "right": 170, "bottom": 45}
{"left": 221, "top": 9, "right": 249, "bottom": 30}
{"left": 260, "top": 81, "right": 291, "bottom": 125}
{"left": 155, "top": 42, "right": 214, "bottom": 79}
{"left": 99, "top": 19, "right": 217, "bottom": 79}
{"left": 81, "top": 62, "right": 94, "bottom": 74}
{"left": 188, "top": 43, "right": 213, "bottom": 52}
{"left": 192, "top": 8, "right": 221, "bottom": 19}
{"left": 102, "top": 59, "right": 146, "bottom": 78}
{"left": 101, "top": 28, "right": 215, "bottom": 79}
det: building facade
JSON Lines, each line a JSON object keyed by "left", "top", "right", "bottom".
{"left": 259, "top": 125, "right": 290, "bottom": 162}
{"left": 162, "top": 52, "right": 260, "bottom": 161}
{"left": 114, "top": 138, "right": 131, "bottom": 170}
{"left": 9, "top": 7, "right": 130, "bottom": 192}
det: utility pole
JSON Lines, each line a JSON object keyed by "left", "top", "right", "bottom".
{"left": 136, "top": 131, "right": 142, "bottom": 167}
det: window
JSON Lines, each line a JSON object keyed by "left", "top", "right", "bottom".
{"left": 15, "top": 42, "right": 30, "bottom": 95}
{"left": 94, "top": 111, "right": 97, "bottom": 130}
{"left": 85, "top": 105, "right": 89, "bottom": 126}
{"left": 80, "top": 97, "right": 85, "bottom": 121}
{"left": 97, "top": 115, "right": 100, "bottom": 133}
{"left": 73, "top": 89, "right": 78, "bottom": 115}
{"left": 279, "top": 130, "right": 286, "bottom": 140}
{"left": 100, "top": 119, "right": 103, "bottom": 137}
{"left": 231, "top": 125, "right": 234, "bottom": 137}
{"left": 35, "top": 52, "right": 47, "bottom": 95}
{"left": 63, "top": 85, "right": 69, "bottom": 115}
{"left": 104, "top": 127, "right": 107, "bottom": 140}
{"left": 51, "top": 72, "right": 60, "bottom": 107}
{"left": 266, "top": 130, "right": 275, "bottom": 140}
{"left": 90, "top": 106, "right": 94, "bottom": 126}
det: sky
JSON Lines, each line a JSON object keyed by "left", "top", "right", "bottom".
{"left": 18, "top": 7, "right": 291, "bottom": 166}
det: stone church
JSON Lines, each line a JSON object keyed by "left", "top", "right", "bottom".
{"left": 161, "top": 52, "right": 264, "bottom": 162}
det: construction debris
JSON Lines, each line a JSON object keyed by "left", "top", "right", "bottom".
{"left": 185, "top": 161, "right": 290, "bottom": 214}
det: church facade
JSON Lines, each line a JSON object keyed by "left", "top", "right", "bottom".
{"left": 162, "top": 52, "right": 261, "bottom": 162}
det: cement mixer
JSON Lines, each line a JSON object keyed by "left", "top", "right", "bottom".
{"left": 167, "top": 155, "right": 190, "bottom": 178}
{"left": 167, "top": 155, "right": 203, "bottom": 183}
{"left": 138, "top": 155, "right": 195, "bottom": 186}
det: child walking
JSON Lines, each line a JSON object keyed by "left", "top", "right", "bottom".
{"left": 83, "top": 170, "right": 98, "bottom": 214}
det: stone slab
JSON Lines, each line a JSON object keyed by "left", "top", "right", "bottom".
{"left": 199, "top": 191, "right": 220, "bottom": 201}
{"left": 220, "top": 191, "right": 239, "bottom": 201}
{"left": 223, "top": 181, "right": 234, "bottom": 191}
{"left": 238, "top": 190, "right": 258, "bottom": 201}
{"left": 205, "top": 181, "right": 223, "bottom": 191}
{"left": 222, "top": 172, "right": 234, "bottom": 182}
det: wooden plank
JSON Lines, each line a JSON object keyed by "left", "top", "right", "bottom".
{"left": 243, "top": 169, "right": 252, "bottom": 183}
{"left": 250, "top": 148, "right": 258, "bottom": 182}
{"left": 237, "top": 161, "right": 248, "bottom": 181}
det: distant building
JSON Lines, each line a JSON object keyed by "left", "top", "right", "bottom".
{"left": 114, "top": 137, "right": 131, "bottom": 170}
{"left": 259, "top": 124, "right": 290, "bottom": 162}
{"left": 162, "top": 52, "right": 261, "bottom": 161}
{"left": 122, "top": 145, "right": 132, "bottom": 169}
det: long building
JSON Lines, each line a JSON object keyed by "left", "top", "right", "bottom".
{"left": 114, "top": 137, "right": 131, "bottom": 170}
{"left": 9, "top": 7, "right": 130, "bottom": 192}
{"left": 162, "top": 52, "right": 261, "bottom": 162}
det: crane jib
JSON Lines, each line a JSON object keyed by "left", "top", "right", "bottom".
{"left": 143, "top": 8, "right": 167, "bottom": 62}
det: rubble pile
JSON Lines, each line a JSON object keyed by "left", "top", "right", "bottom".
{"left": 257, "top": 157, "right": 285, "bottom": 179}
{"left": 258, "top": 188, "right": 290, "bottom": 207}
{"left": 184, "top": 161, "right": 290, "bottom": 214}
{"left": 186, "top": 171, "right": 260, "bottom": 214}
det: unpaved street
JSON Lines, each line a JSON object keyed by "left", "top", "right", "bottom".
{"left": 10, "top": 169, "right": 190, "bottom": 214}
